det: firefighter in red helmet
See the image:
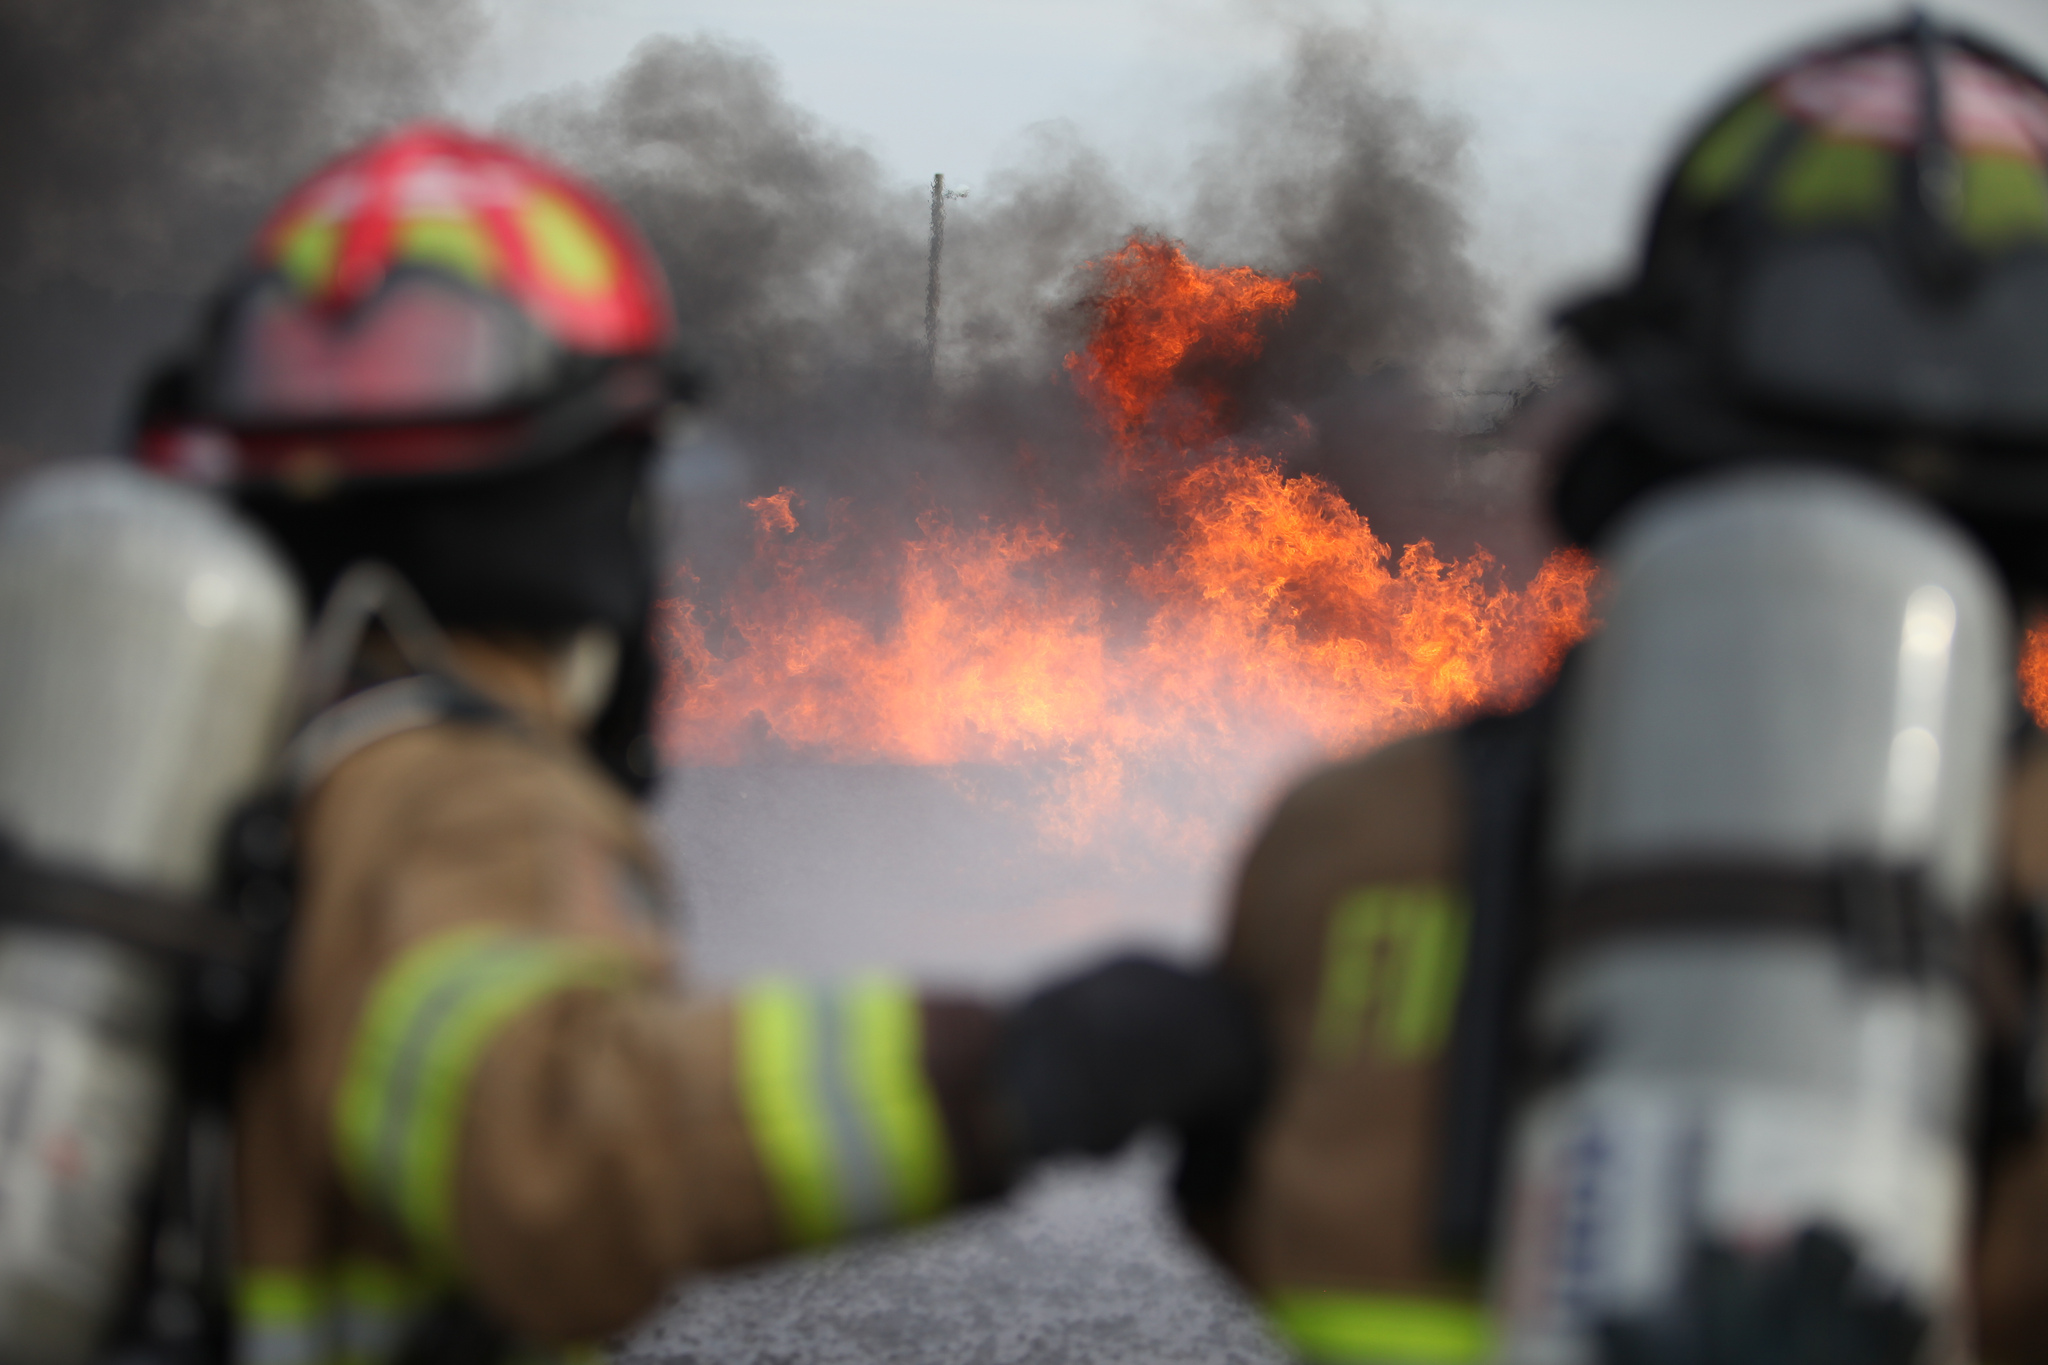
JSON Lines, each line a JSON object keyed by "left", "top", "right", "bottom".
{"left": 130, "top": 125, "right": 1266, "bottom": 1364}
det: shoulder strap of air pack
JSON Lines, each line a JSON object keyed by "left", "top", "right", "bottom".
{"left": 96, "top": 673, "right": 529, "bottom": 1365}
{"left": 1432, "top": 686, "right": 1557, "bottom": 1273}
{"left": 286, "top": 672, "right": 519, "bottom": 800}
{"left": 191, "top": 674, "right": 523, "bottom": 1091}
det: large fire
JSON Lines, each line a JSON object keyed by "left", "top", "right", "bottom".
{"left": 2024, "top": 622, "right": 2048, "bottom": 726}
{"left": 656, "top": 237, "right": 1595, "bottom": 850}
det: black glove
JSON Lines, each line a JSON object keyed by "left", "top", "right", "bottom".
{"left": 996, "top": 955, "right": 1269, "bottom": 1170}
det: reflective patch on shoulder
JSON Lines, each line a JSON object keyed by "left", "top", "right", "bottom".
{"left": 1313, "top": 884, "right": 1468, "bottom": 1064}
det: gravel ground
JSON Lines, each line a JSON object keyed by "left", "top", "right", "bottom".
{"left": 620, "top": 1149, "right": 1288, "bottom": 1365}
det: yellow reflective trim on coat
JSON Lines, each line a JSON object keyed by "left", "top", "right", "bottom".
{"left": 843, "top": 975, "right": 951, "bottom": 1222}
{"left": 336, "top": 928, "right": 638, "bottom": 1262}
{"left": 238, "top": 1268, "right": 326, "bottom": 1327}
{"left": 1313, "top": 885, "right": 1467, "bottom": 1062}
{"left": 735, "top": 975, "right": 953, "bottom": 1246}
{"left": 235, "top": 1258, "right": 441, "bottom": 1365}
{"left": 330, "top": 1256, "right": 425, "bottom": 1313}
{"left": 736, "top": 978, "right": 839, "bottom": 1244}
{"left": 508, "top": 1344, "right": 610, "bottom": 1365}
{"left": 232, "top": 1258, "right": 597, "bottom": 1365}
{"left": 239, "top": 1266, "right": 330, "bottom": 1365}
{"left": 1268, "top": 1292, "right": 1491, "bottom": 1364}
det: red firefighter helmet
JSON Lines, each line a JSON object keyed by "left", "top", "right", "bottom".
{"left": 138, "top": 123, "right": 684, "bottom": 491}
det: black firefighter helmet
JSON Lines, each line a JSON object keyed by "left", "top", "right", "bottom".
{"left": 1555, "top": 13, "right": 2048, "bottom": 590}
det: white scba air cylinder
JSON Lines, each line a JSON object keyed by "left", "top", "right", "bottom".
{"left": 0, "top": 462, "right": 301, "bottom": 1365}
{"left": 1497, "top": 468, "right": 2012, "bottom": 1364}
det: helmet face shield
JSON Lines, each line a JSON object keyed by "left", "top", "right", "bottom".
{"left": 213, "top": 273, "right": 558, "bottom": 425}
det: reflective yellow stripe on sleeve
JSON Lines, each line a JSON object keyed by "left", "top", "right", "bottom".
{"left": 237, "top": 1268, "right": 329, "bottom": 1365}
{"left": 1268, "top": 1292, "right": 1492, "bottom": 1364}
{"left": 234, "top": 1258, "right": 603, "bottom": 1365}
{"left": 735, "top": 974, "right": 952, "bottom": 1246}
{"left": 335, "top": 927, "right": 638, "bottom": 1262}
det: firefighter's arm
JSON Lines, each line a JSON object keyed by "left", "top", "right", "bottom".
{"left": 309, "top": 723, "right": 1267, "bottom": 1343}
{"left": 933, "top": 732, "right": 1475, "bottom": 1336}
{"left": 432, "top": 974, "right": 1002, "bottom": 1342}
{"left": 303, "top": 730, "right": 1008, "bottom": 1342}
{"left": 434, "top": 954, "right": 1260, "bottom": 1343}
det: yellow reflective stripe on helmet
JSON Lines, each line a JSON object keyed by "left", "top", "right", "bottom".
{"left": 395, "top": 214, "right": 500, "bottom": 285}
{"left": 736, "top": 975, "right": 953, "bottom": 1246}
{"left": 1960, "top": 151, "right": 2048, "bottom": 248}
{"left": 336, "top": 928, "right": 638, "bottom": 1261}
{"left": 520, "top": 192, "right": 617, "bottom": 297}
{"left": 1268, "top": 1292, "right": 1491, "bottom": 1364}
{"left": 1678, "top": 95, "right": 1784, "bottom": 205}
{"left": 276, "top": 215, "right": 343, "bottom": 296}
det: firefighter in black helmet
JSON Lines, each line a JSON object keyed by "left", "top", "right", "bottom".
{"left": 1179, "top": 16, "right": 2048, "bottom": 1364}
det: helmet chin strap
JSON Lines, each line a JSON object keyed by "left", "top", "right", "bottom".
{"left": 555, "top": 626, "right": 621, "bottom": 730}
{"left": 293, "top": 559, "right": 458, "bottom": 722}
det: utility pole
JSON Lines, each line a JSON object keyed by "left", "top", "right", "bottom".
{"left": 925, "top": 173, "right": 965, "bottom": 393}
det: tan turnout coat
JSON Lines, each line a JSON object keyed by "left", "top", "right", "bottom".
{"left": 233, "top": 641, "right": 976, "bottom": 1363}
{"left": 1209, "top": 725, "right": 2048, "bottom": 1363}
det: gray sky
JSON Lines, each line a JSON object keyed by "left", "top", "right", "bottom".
{"left": 464, "top": 0, "right": 2048, "bottom": 347}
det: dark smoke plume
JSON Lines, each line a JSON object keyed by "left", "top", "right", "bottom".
{"left": 1189, "top": 25, "right": 1504, "bottom": 556}
{"left": 0, "top": 0, "right": 476, "bottom": 463}
{"left": 1195, "top": 26, "right": 1489, "bottom": 388}
{"left": 0, "top": 10, "right": 1527, "bottom": 565}
{"left": 500, "top": 24, "right": 1520, "bottom": 585}
{"left": 495, "top": 26, "right": 1530, "bottom": 986}
{"left": 501, "top": 38, "right": 1140, "bottom": 510}
{"left": 0, "top": 0, "right": 1556, "bottom": 996}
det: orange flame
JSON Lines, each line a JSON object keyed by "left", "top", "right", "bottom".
{"left": 2022, "top": 619, "right": 2048, "bottom": 727}
{"left": 1065, "top": 235, "right": 1303, "bottom": 453}
{"left": 659, "top": 237, "right": 1597, "bottom": 846}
